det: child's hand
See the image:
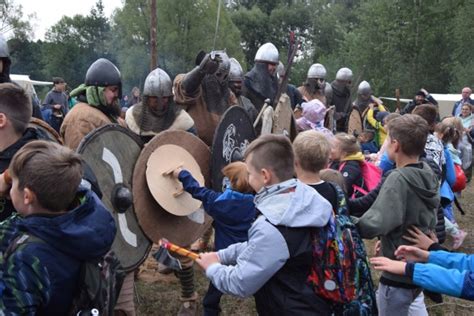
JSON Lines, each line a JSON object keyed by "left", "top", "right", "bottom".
{"left": 370, "top": 257, "right": 406, "bottom": 275}
{"left": 196, "top": 252, "right": 220, "bottom": 271}
{"left": 394, "top": 245, "right": 429, "bottom": 263}
{"left": 172, "top": 167, "right": 183, "bottom": 178}
{"left": 403, "top": 226, "right": 436, "bottom": 250}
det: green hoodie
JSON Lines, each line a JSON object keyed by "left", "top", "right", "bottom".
{"left": 354, "top": 162, "right": 439, "bottom": 285}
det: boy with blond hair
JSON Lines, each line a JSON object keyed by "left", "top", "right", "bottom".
{"left": 197, "top": 134, "right": 333, "bottom": 315}
{"left": 293, "top": 130, "right": 338, "bottom": 209}
{"left": 354, "top": 114, "right": 440, "bottom": 316}
{"left": 0, "top": 140, "right": 115, "bottom": 314}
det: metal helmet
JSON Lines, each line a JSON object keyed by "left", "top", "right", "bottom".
{"left": 307, "top": 63, "right": 327, "bottom": 79}
{"left": 357, "top": 80, "right": 371, "bottom": 95}
{"left": 212, "top": 50, "right": 230, "bottom": 84}
{"left": 254, "top": 42, "right": 279, "bottom": 64}
{"left": 229, "top": 58, "right": 243, "bottom": 81}
{"left": 0, "top": 35, "right": 9, "bottom": 58}
{"left": 143, "top": 68, "right": 172, "bottom": 97}
{"left": 335, "top": 67, "right": 353, "bottom": 81}
{"left": 85, "top": 58, "right": 121, "bottom": 85}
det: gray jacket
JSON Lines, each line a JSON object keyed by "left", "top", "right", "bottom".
{"left": 206, "top": 179, "right": 332, "bottom": 297}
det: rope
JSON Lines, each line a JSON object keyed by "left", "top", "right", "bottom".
{"left": 212, "top": 0, "right": 222, "bottom": 50}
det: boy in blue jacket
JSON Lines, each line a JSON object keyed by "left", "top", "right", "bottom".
{"left": 197, "top": 134, "right": 333, "bottom": 315}
{"left": 371, "top": 245, "right": 474, "bottom": 301}
{"left": 172, "top": 161, "right": 255, "bottom": 315}
{"left": 0, "top": 140, "right": 116, "bottom": 315}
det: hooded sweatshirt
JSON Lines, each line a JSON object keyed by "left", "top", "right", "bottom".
{"left": 206, "top": 179, "right": 332, "bottom": 315}
{"left": 0, "top": 188, "right": 116, "bottom": 315}
{"left": 354, "top": 162, "right": 439, "bottom": 286}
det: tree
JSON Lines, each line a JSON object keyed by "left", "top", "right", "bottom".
{"left": 8, "top": 38, "right": 45, "bottom": 79}
{"left": 230, "top": 0, "right": 314, "bottom": 86}
{"left": 447, "top": 0, "right": 474, "bottom": 91}
{"left": 0, "top": 0, "right": 35, "bottom": 40}
{"left": 42, "top": 1, "right": 113, "bottom": 89}
{"left": 111, "top": 0, "right": 244, "bottom": 94}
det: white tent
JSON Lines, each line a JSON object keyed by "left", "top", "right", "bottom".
{"left": 10, "top": 74, "right": 53, "bottom": 98}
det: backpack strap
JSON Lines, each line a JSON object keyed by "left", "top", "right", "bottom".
{"left": 4, "top": 234, "right": 46, "bottom": 259}
{"left": 326, "top": 182, "right": 349, "bottom": 217}
{"left": 338, "top": 161, "right": 366, "bottom": 197}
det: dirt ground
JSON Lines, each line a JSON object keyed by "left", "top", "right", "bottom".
{"left": 135, "top": 182, "right": 474, "bottom": 315}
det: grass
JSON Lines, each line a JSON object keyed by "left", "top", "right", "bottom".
{"left": 135, "top": 182, "right": 474, "bottom": 315}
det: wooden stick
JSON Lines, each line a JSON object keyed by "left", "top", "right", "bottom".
{"left": 160, "top": 239, "right": 200, "bottom": 260}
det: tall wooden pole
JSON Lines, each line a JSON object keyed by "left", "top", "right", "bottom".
{"left": 150, "top": 0, "right": 157, "bottom": 70}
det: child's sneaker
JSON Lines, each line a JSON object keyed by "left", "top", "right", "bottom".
{"left": 452, "top": 230, "right": 467, "bottom": 250}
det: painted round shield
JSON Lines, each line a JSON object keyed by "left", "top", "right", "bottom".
{"left": 211, "top": 106, "right": 257, "bottom": 191}
{"left": 28, "top": 117, "right": 63, "bottom": 144}
{"left": 77, "top": 124, "right": 151, "bottom": 272}
{"left": 346, "top": 106, "right": 363, "bottom": 136}
{"left": 324, "top": 106, "right": 336, "bottom": 133}
{"left": 133, "top": 130, "right": 213, "bottom": 246}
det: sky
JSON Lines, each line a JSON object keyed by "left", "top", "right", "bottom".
{"left": 15, "top": 0, "right": 123, "bottom": 40}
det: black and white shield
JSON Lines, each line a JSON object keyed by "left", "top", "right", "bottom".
{"left": 211, "top": 106, "right": 257, "bottom": 191}
{"left": 77, "top": 124, "right": 152, "bottom": 272}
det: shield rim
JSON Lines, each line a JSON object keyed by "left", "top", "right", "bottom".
{"left": 77, "top": 124, "right": 152, "bottom": 272}
{"left": 133, "top": 130, "right": 213, "bottom": 246}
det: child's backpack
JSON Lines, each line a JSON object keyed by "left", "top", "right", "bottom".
{"left": 339, "top": 160, "right": 382, "bottom": 197}
{"left": 69, "top": 250, "right": 126, "bottom": 316}
{"left": 5, "top": 233, "right": 125, "bottom": 316}
{"left": 308, "top": 183, "right": 377, "bottom": 315}
{"left": 452, "top": 163, "right": 467, "bottom": 193}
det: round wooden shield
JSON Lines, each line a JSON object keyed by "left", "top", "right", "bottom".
{"left": 211, "top": 106, "right": 257, "bottom": 191}
{"left": 77, "top": 124, "right": 151, "bottom": 272}
{"left": 133, "top": 130, "right": 213, "bottom": 246}
{"left": 146, "top": 144, "right": 205, "bottom": 216}
{"left": 346, "top": 106, "right": 363, "bottom": 136}
{"left": 28, "top": 117, "right": 63, "bottom": 144}
{"left": 324, "top": 106, "right": 336, "bottom": 134}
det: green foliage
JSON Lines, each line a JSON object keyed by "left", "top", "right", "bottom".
{"left": 1, "top": 0, "right": 34, "bottom": 40}
{"left": 8, "top": 38, "right": 44, "bottom": 79}
{"left": 111, "top": 0, "right": 244, "bottom": 94}
{"left": 448, "top": 0, "right": 474, "bottom": 91}
{"left": 41, "top": 1, "right": 113, "bottom": 89}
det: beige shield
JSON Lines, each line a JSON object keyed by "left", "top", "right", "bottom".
{"left": 133, "top": 130, "right": 212, "bottom": 246}
{"left": 146, "top": 144, "right": 205, "bottom": 216}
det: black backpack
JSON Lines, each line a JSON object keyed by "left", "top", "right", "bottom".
{"left": 5, "top": 234, "right": 125, "bottom": 316}
{"left": 69, "top": 250, "right": 126, "bottom": 316}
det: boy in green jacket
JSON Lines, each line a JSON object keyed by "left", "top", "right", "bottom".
{"left": 353, "top": 114, "right": 440, "bottom": 316}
